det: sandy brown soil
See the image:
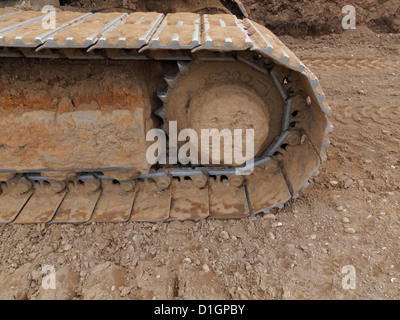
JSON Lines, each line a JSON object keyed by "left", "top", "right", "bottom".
{"left": 8, "top": 1, "right": 398, "bottom": 36}
{"left": 0, "top": 25, "right": 399, "bottom": 299}
{"left": 0, "top": 0, "right": 400, "bottom": 300}
{"left": 56, "top": 0, "right": 400, "bottom": 36}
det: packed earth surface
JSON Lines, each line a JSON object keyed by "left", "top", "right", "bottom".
{"left": 0, "top": 1, "right": 399, "bottom": 300}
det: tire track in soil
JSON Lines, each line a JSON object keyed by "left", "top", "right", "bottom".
{"left": 303, "top": 58, "right": 400, "bottom": 71}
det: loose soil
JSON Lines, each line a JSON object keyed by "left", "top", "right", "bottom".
{"left": 0, "top": 1, "right": 399, "bottom": 300}
{"left": 57, "top": 0, "right": 400, "bottom": 36}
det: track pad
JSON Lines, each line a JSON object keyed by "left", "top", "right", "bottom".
{"left": 52, "top": 180, "right": 101, "bottom": 224}
{"left": 0, "top": 182, "right": 33, "bottom": 224}
{"left": 13, "top": 181, "right": 66, "bottom": 224}
{"left": 90, "top": 180, "right": 136, "bottom": 223}
{"left": 131, "top": 180, "right": 171, "bottom": 222}
{"left": 208, "top": 178, "right": 249, "bottom": 219}
{"left": 169, "top": 179, "right": 209, "bottom": 221}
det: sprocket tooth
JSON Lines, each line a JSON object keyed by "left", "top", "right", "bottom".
{"left": 157, "top": 90, "right": 168, "bottom": 103}
{"left": 177, "top": 61, "right": 190, "bottom": 74}
{"left": 164, "top": 73, "right": 179, "bottom": 88}
{"left": 160, "top": 122, "right": 169, "bottom": 132}
{"left": 322, "top": 138, "right": 330, "bottom": 149}
{"left": 155, "top": 106, "right": 166, "bottom": 119}
{"left": 326, "top": 117, "right": 334, "bottom": 133}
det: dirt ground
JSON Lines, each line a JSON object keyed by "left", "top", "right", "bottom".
{"left": 0, "top": 2, "right": 399, "bottom": 300}
{"left": 57, "top": 0, "right": 400, "bottom": 36}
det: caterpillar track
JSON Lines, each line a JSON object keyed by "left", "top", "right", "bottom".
{"left": 0, "top": 5, "right": 331, "bottom": 224}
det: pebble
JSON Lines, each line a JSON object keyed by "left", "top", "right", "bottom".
{"left": 329, "top": 180, "right": 338, "bottom": 186}
{"left": 336, "top": 206, "right": 344, "bottom": 211}
{"left": 343, "top": 217, "right": 350, "bottom": 223}
{"left": 182, "top": 258, "right": 191, "bottom": 264}
{"left": 29, "top": 252, "right": 38, "bottom": 260}
{"left": 31, "top": 270, "right": 42, "bottom": 281}
{"left": 30, "top": 232, "right": 40, "bottom": 238}
{"left": 272, "top": 222, "right": 283, "bottom": 228}
{"left": 310, "top": 234, "right": 317, "bottom": 240}
{"left": 230, "top": 225, "right": 247, "bottom": 238}
{"left": 345, "top": 227, "right": 356, "bottom": 234}
{"left": 64, "top": 244, "right": 72, "bottom": 251}
{"left": 42, "top": 246, "right": 53, "bottom": 255}
{"left": 219, "top": 230, "right": 230, "bottom": 240}
{"left": 268, "top": 232, "right": 275, "bottom": 240}
{"left": 282, "top": 289, "right": 291, "bottom": 299}
{"left": 344, "top": 179, "right": 354, "bottom": 189}
{"left": 263, "top": 214, "right": 276, "bottom": 220}
{"left": 202, "top": 264, "right": 210, "bottom": 273}
{"left": 120, "top": 287, "right": 131, "bottom": 297}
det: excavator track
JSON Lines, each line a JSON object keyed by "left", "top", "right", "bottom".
{"left": 0, "top": 8, "right": 331, "bottom": 224}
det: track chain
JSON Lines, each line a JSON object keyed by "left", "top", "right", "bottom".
{"left": 0, "top": 9, "right": 330, "bottom": 223}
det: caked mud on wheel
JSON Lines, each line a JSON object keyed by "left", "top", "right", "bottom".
{"left": 0, "top": 8, "right": 331, "bottom": 223}
{"left": 157, "top": 61, "right": 283, "bottom": 162}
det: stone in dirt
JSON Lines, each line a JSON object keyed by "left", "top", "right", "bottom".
{"left": 29, "top": 0, "right": 60, "bottom": 10}
{"left": 0, "top": 263, "right": 32, "bottom": 300}
{"left": 81, "top": 263, "right": 127, "bottom": 300}
{"left": 37, "top": 266, "right": 79, "bottom": 300}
